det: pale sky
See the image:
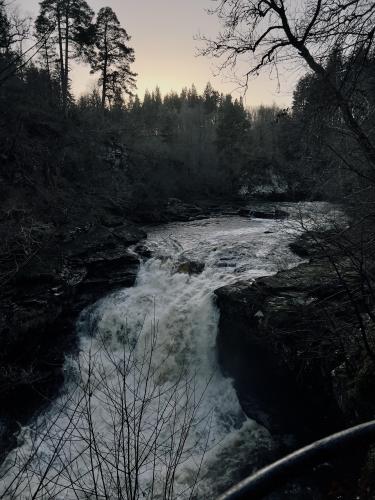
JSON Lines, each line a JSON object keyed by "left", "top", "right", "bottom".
{"left": 19, "top": 0, "right": 298, "bottom": 106}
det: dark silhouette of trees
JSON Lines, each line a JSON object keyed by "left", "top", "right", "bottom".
{"left": 125, "top": 85, "right": 255, "bottom": 201}
{"left": 0, "top": 2, "right": 30, "bottom": 57}
{"left": 0, "top": 1, "right": 10, "bottom": 56}
{"left": 216, "top": 95, "right": 251, "bottom": 192}
{"left": 35, "top": 0, "right": 94, "bottom": 110}
{"left": 89, "top": 7, "right": 136, "bottom": 108}
{"left": 202, "top": 0, "right": 375, "bottom": 172}
{"left": 0, "top": 2, "right": 31, "bottom": 84}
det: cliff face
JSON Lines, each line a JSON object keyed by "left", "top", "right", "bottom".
{"left": 215, "top": 261, "right": 343, "bottom": 437}
{"left": 0, "top": 221, "right": 146, "bottom": 458}
{"left": 215, "top": 244, "right": 375, "bottom": 496}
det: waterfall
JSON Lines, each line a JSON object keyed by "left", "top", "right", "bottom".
{"left": 0, "top": 211, "right": 312, "bottom": 499}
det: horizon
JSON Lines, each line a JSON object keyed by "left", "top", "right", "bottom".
{"left": 18, "top": 0, "right": 299, "bottom": 107}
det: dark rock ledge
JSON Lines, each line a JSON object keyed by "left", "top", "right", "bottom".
{"left": 215, "top": 234, "right": 375, "bottom": 498}
{"left": 0, "top": 221, "right": 146, "bottom": 459}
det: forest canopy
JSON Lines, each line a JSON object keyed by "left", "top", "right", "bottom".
{"left": 0, "top": 0, "right": 374, "bottom": 223}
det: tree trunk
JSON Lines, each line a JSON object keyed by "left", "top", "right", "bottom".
{"left": 44, "top": 42, "right": 52, "bottom": 96}
{"left": 101, "top": 20, "right": 108, "bottom": 108}
{"left": 56, "top": 9, "right": 65, "bottom": 108}
{"left": 63, "top": 5, "right": 70, "bottom": 113}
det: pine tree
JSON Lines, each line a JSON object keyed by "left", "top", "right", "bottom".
{"left": 216, "top": 95, "right": 251, "bottom": 193}
{"left": 0, "top": 1, "right": 10, "bottom": 57}
{"left": 89, "top": 7, "right": 136, "bottom": 108}
{"left": 35, "top": 0, "right": 94, "bottom": 110}
{"left": 35, "top": 14, "right": 56, "bottom": 84}
{"left": 203, "top": 82, "right": 219, "bottom": 114}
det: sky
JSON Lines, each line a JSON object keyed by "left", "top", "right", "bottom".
{"left": 19, "top": 0, "right": 299, "bottom": 107}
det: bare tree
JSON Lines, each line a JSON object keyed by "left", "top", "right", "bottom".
{"left": 201, "top": 0, "right": 375, "bottom": 170}
{"left": 35, "top": 0, "right": 94, "bottom": 111}
{"left": 0, "top": 2, "right": 33, "bottom": 83}
{"left": 0, "top": 320, "right": 213, "bottom": 499}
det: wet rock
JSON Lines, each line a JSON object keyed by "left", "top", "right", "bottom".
{"left": 133, "top": 242, "right": 153, "bottom": 258}
{"left": 289, "top": 231, "right": 339, "bottom": 260}
{"left": 251, "top": 208, "right": 289, "bottom": 219}
{"left": 289, "top": 241, "right": 310, "bottom": 258}
{"left": 214, "top": 258, "right": 352, "bottom": 440}
{"left": 217, "top": 262, "right": 236, "bottom": 268}
{"left": 133, "top": 198, "right": 206, "bottom": 224}
{"left": 238, "top": 208, "right": 251, "bottom": 217}
{"left": 99, "top": 213, "right": 125, "bottom": 228}
{"left": 64, "top": 223, "right": 145, "bottom": 260}
{"left": 215, "top": 234, "right": 375, "bottom": 473}
{"left": 214, "top": 248, "right": 375, "bottom": 497}
{"left": 0, "top": 220, "right": 146, "bottom": 460}
{"left": 165, "top": 199, "right": 203, "bottom": 221}
{"left": 176, "top": 260, "right": 205, "bottom": 275}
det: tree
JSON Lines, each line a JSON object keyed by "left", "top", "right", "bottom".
{"left": 202, "top": 0, "right": 375, "bottom": 172}
{"left": 203, "top": 82, "right": 219, "bottom": 114}
{"left": 216, "top": 95, "right": 251, "bottom": 193}
{"left": 36, "top": 0, "right": 94, "bottom": 110}
{"left": 0, "top": 3, "right": 31, "bottom": 58}
{"left": 0, "top": 322, "right": 211, "bottom": 499}
{"left": 35, "top": 13, "right": 57, "bottom": 85}
{"left": 0, "top": 1, "right": 10, "bottom": 58}
{"left": 0, "top": 2, "right": 32, "bottom": 84}
{"left": 89, "top": 7, "right": 136, "bottom": 108}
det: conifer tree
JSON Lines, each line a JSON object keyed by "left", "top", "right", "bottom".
{"left": 89, "top": 7, "right": 136, "bottom": 108}
{"left": 35, "top": 0, "right": 94, "bottom": 110}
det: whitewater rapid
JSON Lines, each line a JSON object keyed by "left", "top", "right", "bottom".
{"left": 0, "top": 205, "right": 337, "bottom": 499}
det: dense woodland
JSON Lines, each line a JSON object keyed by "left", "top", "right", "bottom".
{"left": 1, "top": 0, "right": 375, "bottom": 497}
{"left": 2, "top": 0, "right": 375, "bottom": 233}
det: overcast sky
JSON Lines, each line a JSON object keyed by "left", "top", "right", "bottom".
{"left": 19, "top": 0, "right": 299, "bottom": 106}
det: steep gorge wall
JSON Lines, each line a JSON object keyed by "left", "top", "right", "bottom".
{"left": 215, "top": 246, "right": 375, "bottom": 497}
{"left": 0, "top": 221, "right": 146, "bottom": 458}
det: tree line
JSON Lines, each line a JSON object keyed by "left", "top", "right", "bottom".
{"left": 0, "top": 0, "right": 135, "bottom": 110}
{"left": 1, "top": 0, "right": 375, "bottom": 218}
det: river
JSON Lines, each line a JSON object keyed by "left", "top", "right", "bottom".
{"left": 0, "top": 203, "right": 337, "bottom": 499}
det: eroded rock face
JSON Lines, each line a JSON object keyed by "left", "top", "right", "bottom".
{"left": 214, "top": 260, "right": 360, "bottom": 436}
{"left": 131, "top": 198, "right": 205, "bottom": 224}
{"left": 215, "top": 249, "right": 375, "bottom": 498}
{"left": 216, "top": 257, "right": 371, "bottom": 424}
{"left": 0, "top": 221, "right": 146, "bottom": 458}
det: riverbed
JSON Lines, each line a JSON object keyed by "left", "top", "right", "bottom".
{"left": 0, "top": 203, "right": 339, "bottom": 499}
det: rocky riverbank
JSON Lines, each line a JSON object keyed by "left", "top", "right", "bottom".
{"left": 215, "top": 231, "right": 375, "bottom": 498}
{"left": 0, "top": 219, "right": 146, "bottom": 459}
{"left": 0, "top": 197, "right": 250, "bottom": 461}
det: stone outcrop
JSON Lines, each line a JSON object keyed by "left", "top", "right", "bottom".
{"left": 0, "top": 221, "right": 146, "bottom": 458}
{"left": 215, "top": 260, "right": 345, "bottom": 439}
{"left": 238, "top": 207, "right": 289, "bottom": 219}
{"left": 215, "top": 236, "right": 375, "bottom": 497}
{"left": 176, "top": 260, "right": 205, "bottom": 275}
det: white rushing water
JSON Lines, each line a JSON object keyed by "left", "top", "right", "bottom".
{"left": 0, "top": 204, "right": 339, "bottom": 499}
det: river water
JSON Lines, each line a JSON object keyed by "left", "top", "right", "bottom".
{"left": 0, "top": 203, "right": 338, "bottom": 499}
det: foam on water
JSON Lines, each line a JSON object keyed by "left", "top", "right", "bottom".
{"left": 0, "top": 208, "right": 335, "bottom": 499}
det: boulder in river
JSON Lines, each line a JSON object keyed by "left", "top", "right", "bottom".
{"left": 238, "top": 208, "right": 251, "bottom": 217}
{"left": 176, "top": 260, "right": 205, "bottom": 275}
{"left": 133, "top": 242, "right": 153, "bottom": 258}
{"left": 250, "top": 208, "right": 289, "bottom": 219}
